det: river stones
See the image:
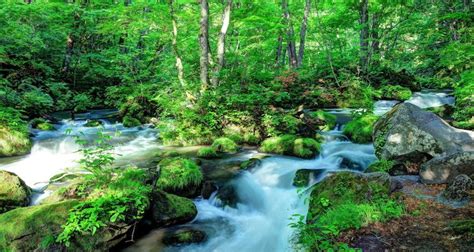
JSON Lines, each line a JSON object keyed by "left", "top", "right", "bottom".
{"left": 0, "top": 171, "right": 31, "bottom": 213}
{"left": 441, "top": 174, "right": 473, "bottom": 201}
{"left": 373, "top": 103, "right": 474, "bottom": 175}
{"left": 150, "top": 190, "right": 197, "bottom": 227}
{"left": 420, "top": 151, "right": 474, "bottom": 184}
{"left": 162, "top": 228, "right": 207, "bottom": 246}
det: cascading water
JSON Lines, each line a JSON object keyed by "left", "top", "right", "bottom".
{"left": 0, "top": 110, "right": 161, "bottom": 205}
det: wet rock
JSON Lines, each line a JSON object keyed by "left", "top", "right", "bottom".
{"left": 420, "top": 151, "right": 474, "bottom": 184}
{"left": 201, "top": 181, "right": 218, "bottom": 199}
{"left": 216, "top": 183, "right": 238, "bottom": 207}
{"left": 442, "top": 174, "right": 473, "bottom": 201}
{"left": 84, "top": 119, "right": 103, "bottom": 127}
{"left": 293, "top": 169, "right": 325, "bottom": 187}
{"left": 240, "top": 158, "right": 261, "bottom": 170}
{"left": 340, "top": 157, "right": 364, "bottom": 171}
{"left": 373, "top": 103, "right": 474, "bottom": 175}
{"left": 0, "top": 171, "right": 31, "bottom": 213}
{"left": 162, "top": 228, "right": 206, "bottom": 246}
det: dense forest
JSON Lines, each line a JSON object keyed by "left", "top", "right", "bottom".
{"left": 0, "top": 0, "right": 472, "bottom": 251}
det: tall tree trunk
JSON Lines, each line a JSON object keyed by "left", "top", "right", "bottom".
{"left": 368, "top": 12, "right": 379, "bottom": 68}
{"left": 275, "top": 34, "right": 283, "bottom": 66}
{"left": 282, "top": 0, "right": 298, "bottom": 68}
{"left": 212, "top": 0, "right": 232, "bottom": 86}
{"left": 359, "top": 0, "right": 369, "bottom": 73}
{"left": 199, "top": 0, "right": 210, "bottom": 91}
{"left": 62, "top": 11, "right": 81, "bottom": 75}
{"left": 297, "top": 0, "right": 310, "bottom": 67}
{"left": 24, "top": 0, "right": 32, "bottom": 3}
{"left": 169, "top": 0, "right": 185, "bottom": 87}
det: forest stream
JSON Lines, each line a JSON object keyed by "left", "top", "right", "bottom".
{"left": 0, "top": 90, "right": 457, "bottom": 251}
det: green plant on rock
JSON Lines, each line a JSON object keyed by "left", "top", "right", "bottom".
{"left": 211, "top": 137, "right": 238, "bottom": 153}
{"left": 366, "top": 159, "right": 395, "bottom": 173}
{"left": 157, "top": 157, "right": 203, "bottom": 193}
{"left": 122, "top": 115, "right": 141, "bottom": 128}
{"left": 259, "top": 135, "right": 321, "bottom": 159}
{"left": 376, "top": 85, "right": 412, "bottom": 101}
{"left": 311, "top": 110, "right": 337, "bottom": 131}
{"left": 0, "top": 105, "right": 31, "bottom": 157}
{"left": 343, "top": 114, "right": 379, "bottom": 144}
{"left": 197, "top": 146, "right": 220, "bottom": 158}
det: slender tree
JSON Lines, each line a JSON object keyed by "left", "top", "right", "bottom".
{"left": 169, "top": 0, "right": 185, "bottom": 87}
{"left": 199, "top": 0, "right": 210, "bottom": 91}
{"left": 359, "top": 0, "right": 369, "bottom": 73}
{"left": 282, "top": 0, "right": 298, "bottom": 68}
{"left": 297, "top": 0, "right": 311, "bottom": 67}
{"left": 212, "top": 0, "right": 232, "bottom": 86}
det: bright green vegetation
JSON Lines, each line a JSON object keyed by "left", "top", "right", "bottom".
{"left": 449, "top": 219, "right": 474, "bottom": 235}
{"left": 197, "top": 146, "right": 220, "bottom": 159}
{"left": 376, "top": 85, "right": 413, "bottom": 101}
{"left": 311, "top": 110, "right": 337, "bottom": 131}
{"left": 293, "top": 169, "right": 312, "bottom": 187}
{"left": 211, "top": 137, "right": 238, "bottom": 153}
{"left": 0, "top": 171, "right": 31, "bottom": 213}
{"left": 259, "top": 135, "right": 321, "bottom": 159}
{"left": 157, "top": 157, "right": 203, "bottom": 195}
{"left": 366, "top": 159, "right": 395, "bottom": 173}
{"left": 292, "top": 172, "right": 404, "bottom": 251}
{"left": 84, "top": 120, "right": 102, "bottom": 127}
{"left": 0, "top": 105, "right": 32, "bottom": 157}
{"left": 453, "top": 71, "right": 474, "bottom": 129}
{"left": 151, "top": 190, "right": 197, "bottom": 226}
{"left": 343, "top": 114, "right": 379, "bottom": 144}
{"left": 123, "top": 116, "right": 141, "bottom": 128}
{"left": 31, "top": 118, "right": 55, "bottom": 131}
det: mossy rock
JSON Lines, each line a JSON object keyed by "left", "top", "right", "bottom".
{"left": 366, "top": 159, "right": 395, "bottom": 173}
{"left": 0, "top": 171, "right": 31, "bottom": 213}
{"left": 308, "top": 171, "right": 392, "bottom": 217}
{"left": 211, "top": 137, "right": 238, "bottom": 153}
{"left": 84, "top": 119, "right": 102, "bottom": 127}
{"left": 311, "top": 110, "right": 337, "bottom": 131}
{"left": 427, "top": 104, "right": 455, "bottom": 120}
{"left": 240, "top": 158, "right": 262, "bottom": 170}
{"left": 259, "top": 135, "right": 321, "bottom": 159}
{"left": 378, "top": 85, "right": 413, "bottom": 101}
{"left": 0, "top": 200, "right": 79, "bottom": 251}
{"left": 197, "top": 146, "right": 220, "bottom": 159}
{"left": 157, "top": 157, "right": 203, "bottom": 197}
{"left": 162, "top": 228, "right": 207, "bottom": 246}
{"left": 151, "top": 190, "right": 197, "bottom": 227}
{"left": 122, "top": 116, "right": 141, "bottom": 127}
{"left": 343, "top": 114, "right": 379, "bottom": 143}
{"left": 31, "top": 118, "right": 55, "bottom": 131}
{"left": 293, "top": 169, "right": 325, "bottom": 187}
{"left": 0, "top": 127, "right": 32, "bottom": 157}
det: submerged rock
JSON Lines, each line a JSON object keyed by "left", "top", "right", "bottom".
{"left": 0, "top": 171, "right": 31, "bottom": 213}
{"left": 420, "top": 151, "right": 474, "bottom": 184}
{"left": 373, "top": 103, "right": 474, "bottom": 175}
{"left": 162, "top": 228, "right": 207, "bottom": 246}
{"left": 441, "top": 174, "right": 473, "bottom": 201}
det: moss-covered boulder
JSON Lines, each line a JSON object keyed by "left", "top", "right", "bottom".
{"left": 377, "top": 85, "right": 412, "bottom": 101}
{"left": 31, "top": 118, "right": 55, "bottom": 131}
{"left": 0, "top": 128, "right": 32, "bottom": 157}
{"left": 197, "top": 146, "right": 220, "bottom": 159}
{"left": 122, "top": 115, "right": 141, "bottom": 127}
{"left": 0, "top": 171, "right": 31, "bottom": 213}
{"left": 0, "top": 200, "right": 79, "bottom": 251}
{"left": 259, "top": 135, "right": 321, "bottom": 159}
{"left": 366, "top": 159, "right": 395, "bottom": 173}
{"left": 162, "top": 228, "right": 207, "bottom": 246}
{"left": 84, "top": 119, "right": 102, "bottom": 127}
{"left": 240, "top": 158, "right": 262, "bottom": 170}
{"left": 157, "top": 157, "right": 203, "bottom": 197}
{"left": 343, "top": 114, "right": 379, "bottom": 144}
{"left": 150, "top": 190, "right": 197, "bottom": 227}
{"left": 293, "top": 169, "right": 325, "bottom": 187}
{"left": 211, "top": 137, "right": 238, "bottom": 153}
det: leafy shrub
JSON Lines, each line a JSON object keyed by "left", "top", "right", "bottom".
{"left": 20, "top": 88, "right": 54, "bottom": 116}
{"left": 366, "top": 159, "right": 395, "bottom": 173}
{"left": 453, "top": 70, "right": 474, "bottom": 129}
{"left": 311, "top": 110, "right": 337, "bottom": 131}
{"left": 225, "top": 133, "right": 244, "bottom": 145}
{"left": 211, "top": 137, "right": 238, "bottom": 153}
{"left": 122, "top": 116, "right": 141, "bottom": 128}
{"left": 0, "top": 106, "right": 31, "bottom": 157}
{"left": 376, "top": 85, "right": 412, "bottom": 101}
{"left": 262, "top": 110, "right": 301, "bottom": 137}
{"left": 197, "top": 146, "right": 219, "bottom": 158}
{"left": 343, "top": 114, "right": 379, "bottom": 143}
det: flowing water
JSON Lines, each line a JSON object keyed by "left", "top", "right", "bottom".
{"left": 0, "top": 89, "right": 452, "bottom": 251}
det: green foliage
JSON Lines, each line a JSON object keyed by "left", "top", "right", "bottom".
{"left": 259, "top": 135, "right": 321, "bottom": 159}
{"left": 343, "top": 114, "right": 379, "bottom": 143}
{"left": 263, "top": 110, "right": 301, "bottom": 137}
{"left": 122, "top": 116, "right": 141, "bottom": 128}
{"left": 453, "top": 70, "right": 474, "bottom": 129}
{"left": 0, "top": 105, "right": 31, "bottom": 157}
{"left": 157, "top": 157, "right": 203, "bottom": 192}
{"left": 83, "top": 120, "right": 102, "bottom": 127}
{"left": 197, "top": 146, "right": 219, "bottom": 159}
{"left": 376, "top": 85, "right": 412, "bottom": 101}
{"left": 211, "top": 137, "right": 238, "bottom": 153}
{"left": 367, "top": 159, "right": 395, "bottom": 173}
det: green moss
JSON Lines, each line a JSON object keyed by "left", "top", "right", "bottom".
{"left": 240, "top": 158, "right": 261, "bottom": 170}
{"left": 157, "top": 157, "right": 203, "bottom": 194}
{"left": 211, "top": 137, "right": 238, "bottom": 153}
{"left": 293, "top": 172, "right": 404, "bottom": 251}
{"left": 377, "top": 85, "right": 412, "bottom": 101}
{"left": 449, "top": 219, "right": 474, "bottom": 235}
{"left": 311, "top": 110, "right": 337, "bottom": 131}
{"left": 37, "top": 122, "right": 55, "bottom": 131}
{"left": 0, "top": 200, "right": 79, "bottom": 251}
{"left": 453, "top": 120, "right": 474, "bottom": 130}
{"left": 366, "top": 159, "right": 395, "bottom": 173}
{"left": 0, "top": 127, "right": 32, "bottom": 157}
{"left": 0, "top": 171, "right": 31, "bottom": 213}
{"left": 84, "top": 119, "right": 102, "bottom": 127}
{"left": 259, "top": 135, "right": 321, "bottom": 159}
{"left": 293, "top": 169, "right": 312, "bottom": 187}
{"left": 123, "top": 115, "right": 142, "bottom": 127}
{"left": 197, "top": 146, "right": 220, "bottom": 158}
{"left": 225, "top": 133, "right": 244, "bottom": 145}
{"left": 152, "top": 190, "right": 197, "bottom": 226}
{"left": 343, "top": 114, "right": 379, "bottom": 143}
{"left": 243, "top": 133, "right": 260, "bottom": 145}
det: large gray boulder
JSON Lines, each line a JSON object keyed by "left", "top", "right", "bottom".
{"left": 373, "top": 103, "right": 474, "bottom": 175}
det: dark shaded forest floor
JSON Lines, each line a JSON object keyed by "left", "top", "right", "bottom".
{"left": 338, "top": 177, "right": 474, "bottom": 251}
